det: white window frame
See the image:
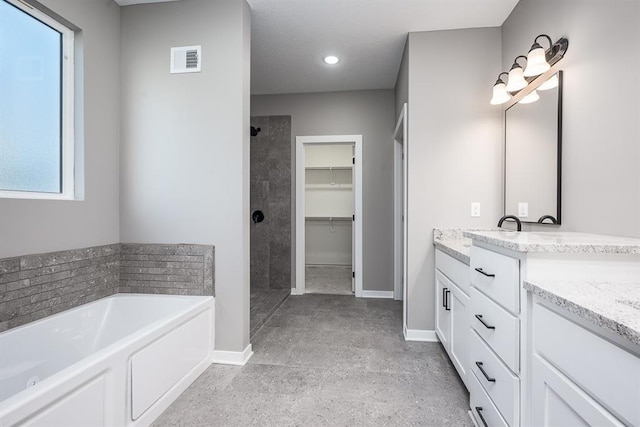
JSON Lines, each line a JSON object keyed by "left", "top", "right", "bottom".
{"left": 0, "top": 0, "right": 75, "bottom": 200}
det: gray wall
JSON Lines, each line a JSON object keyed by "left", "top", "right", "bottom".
{"left": 251, "top": 90, "right": 396, "bottom": 292}
{"left": 120, "top": 0, "right": 252, "bottom": 353}
{"left": 395, "top": 39, "right": 409, "bottom": 119}
{"left": 405, "top": 28, "right": 503, "bottom": 332}
{"left": 502, "top": 0, "right": 640, "bottom": 237}
{"left": 0, "top": 0, "right": 120, "bottom": 259}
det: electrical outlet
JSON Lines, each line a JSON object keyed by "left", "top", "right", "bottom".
{"left": 518, "top": 202, "right": 529, "bottom": 218}
{"left": 471, "top": 202, "right": 481, "bottom": 217}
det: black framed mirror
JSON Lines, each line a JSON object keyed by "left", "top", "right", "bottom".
{"left": 504, "top": 71, "right": 562, "bottom": 225}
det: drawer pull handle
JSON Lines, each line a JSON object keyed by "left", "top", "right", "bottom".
{"left": 445, "top": 289, "right": 451, "bottom": 311}
{"left": 475, "top": 267, "right": 495, "bottom": 278}
{"left": 475, "top": 407, "right": 489, "bottom": 427}
{"left": 442, "top": 287, "right": 448, "bottom": 308}
{"left": 475, "top": 314, "right": 496, "bottom": 330}
{"left": 475, "top": 361, "right": 496, "bottom": 383}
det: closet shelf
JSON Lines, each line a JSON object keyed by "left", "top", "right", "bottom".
{"left": 305, "top": 184, "right": 352, "bottom": 190}
{"left": 305, "top": 166, "right": 352, "bottom": 171}
{"left": 305, "top": 216, "right": 352, "bottom": 222}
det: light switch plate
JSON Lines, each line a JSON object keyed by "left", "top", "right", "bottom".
{"left": 471, "top": 202, "right": 481, "bottom": 217}
{"left": 518, "top": 202, "right": 528, "bottom": 218}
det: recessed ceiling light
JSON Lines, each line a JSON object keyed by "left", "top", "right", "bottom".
{"left": 323, "top": 55, "right": 340, "bottom": 65}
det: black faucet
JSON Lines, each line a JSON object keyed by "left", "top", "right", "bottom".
{"left": 497, "top": 215, "right": 522, "bottom": 231}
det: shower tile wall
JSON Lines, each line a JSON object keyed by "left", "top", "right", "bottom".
{"left": 250, "top": 116, "right": 291, "bottom": 290}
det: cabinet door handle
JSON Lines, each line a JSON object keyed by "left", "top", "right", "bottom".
{"left": 442, "top": 287, "right": 448, "bottom": 308}
{"left": 475, "top": 362, "right": 496, "bottom": 383}
{"left": 475, "top": 314, "right": 496, "bottom": 330}
{"left": 445, "top": 290, "right": 451, "bottom": 311}
{"left": 475, "top": 407, "right": 489, "bottom": 427}
{"left": 475, "top": 267, "right": 495, "bottom": 278}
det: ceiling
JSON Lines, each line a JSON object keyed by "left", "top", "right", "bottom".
{"left": 114, "top": 0, "right": 520, "bottom": 95}
{"left": 248, "top": 0, "right": 520, "bottom": 95}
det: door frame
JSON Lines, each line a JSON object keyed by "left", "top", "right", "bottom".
{"left": 393, "top": 104, "right": 408, "bottom": 326}
{"left": 295, "top": 135, "right": 363, "bottom": 297}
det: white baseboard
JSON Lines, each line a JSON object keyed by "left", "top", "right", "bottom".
{"left": 360, "top": 290, "right": 394, "bottom": 299}
{"left": 403, "top": 325, "right": 439, "bottom": 342}
{"left": 291, "top": 287, "right": 303, "bottom": 296}
{"left": 212, "top": 344, "right": 253, "bottom": 365}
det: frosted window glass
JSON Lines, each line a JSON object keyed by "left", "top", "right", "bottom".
{"left": 0, "top": 1, "right": 62, "bottom": 193}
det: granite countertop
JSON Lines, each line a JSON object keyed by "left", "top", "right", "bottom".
{"left": 463, "top": 231, "right": 640, "bottom": 254}
{"left": 433, "top": 229, "right": 473, "bottom": 265}
{"left": 524, "top": 279, "right": 640, "bottom": 347}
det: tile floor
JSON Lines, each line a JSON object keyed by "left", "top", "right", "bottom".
{"left": 250, "top": 289, "right": 290, "bottom": 337}
{"left": 305, "top": 265, "right": 353, "bottom": 295}
{"left": 153, "top": 294, "right": 472, "bottom": 426}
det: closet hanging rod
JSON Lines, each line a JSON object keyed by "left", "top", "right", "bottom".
{"left": 305, "top": 216, "right": 352, "bottom": 222}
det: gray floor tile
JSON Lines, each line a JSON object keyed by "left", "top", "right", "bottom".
{"left": 153, "top": 294, "right": 471, "bottom": 426}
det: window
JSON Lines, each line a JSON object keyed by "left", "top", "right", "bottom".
{"left": 0, "top": 0, "right": 75, "bottom": 199}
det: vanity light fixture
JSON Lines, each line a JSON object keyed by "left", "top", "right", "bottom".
{"left": 518, "top": 90, "right": 540, "bottom": 104}
{"left": 490, "top": 72, "right": 511, "bottom": 105}
{"left": 490, "top": 35, "right": 568, "bottom": 105}
{"left": 505, "top": 56, "right": 528, "bottom": 93}
{"left": 323, "top": 55, "right": 340, "bottom": 65}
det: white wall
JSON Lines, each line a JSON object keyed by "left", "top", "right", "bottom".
{"left": 251, "top": 90, "right": 396, "bottom": 292}
{"left": 405, "top": 28, "right": 503, "bottom": 332}
{"left": 120, "top": 0, "right": 251, "bottom": 353}
{"left": 502, "top": 0, "right": 640, "bottom": 237}
{"left": 0, "top": 0, "right": 120, "bottom": 258}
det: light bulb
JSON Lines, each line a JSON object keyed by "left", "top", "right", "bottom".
{"left": 524, "top": 45, "right": 550, "bottom": 77}
{"left": 506, "top": 66, "right": 527, "bottom": 93}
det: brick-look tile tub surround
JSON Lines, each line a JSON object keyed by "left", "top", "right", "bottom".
{"left": 0, "top": 243, "right": 214, "bottom": 332}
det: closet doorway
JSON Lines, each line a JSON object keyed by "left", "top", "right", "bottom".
{"left": 295, "top": 135, "right": 363, "bottom": 297}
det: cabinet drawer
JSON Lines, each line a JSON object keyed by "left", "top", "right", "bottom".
{"left": 470, "top": 246, "right": 519, "bottom": 314}
{"left": 533, "top": 301, "right": 640, "bottom": 427}
{"left": 471, "top": 287, "right": 520, "bottom": 373}
{"left": 436, "top": 249, "right": 470, "bottom": 294}
{"left": 470, "top": 330, "right": 520, "bottom": 426}
{"left": 469, "top": 370, "right": 509, "bottom": 427}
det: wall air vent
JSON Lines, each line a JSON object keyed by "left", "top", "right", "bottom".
{"left": 170, "top": 45, "right": 201, "bottom": 74}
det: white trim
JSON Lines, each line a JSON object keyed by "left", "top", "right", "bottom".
{"left": 1, "top": 0, "right": 75, "bottom": 201}
{"left": 393, "top": 104, "right": 409, "bottom": 332}
{"left": 403, "top": 326, "right": 439, "bottom": 342}
{"left": 295, "top": 135, "right": 363, "bottom": 298}
{"left": 361, "top": 290, "right": 394, "bottom": 299}
{"left": 290, "top": 287, "right": 303, "bottom": 296}
{"left": 211, "top": 344, "right": 253, "bottom": 366}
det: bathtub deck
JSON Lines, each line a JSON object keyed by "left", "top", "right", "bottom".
{"left": 249, "top": 289, "right": 290, "bottom": 337}
{"left": 153, "top": 294, "right": 471, "bottom": 426}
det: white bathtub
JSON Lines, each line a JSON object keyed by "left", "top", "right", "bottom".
{"left": 0, "top": 294, "right": 214, "bottom": 427}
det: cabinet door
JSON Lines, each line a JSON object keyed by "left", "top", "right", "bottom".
{"left": 435, "top": 271, "right": 451, "bottom": 350}
{"left": 531, "top": 354, "right": 625, "bottom": 427}
{"left": 449, "top": 283, "right": 470, "bottom": 389}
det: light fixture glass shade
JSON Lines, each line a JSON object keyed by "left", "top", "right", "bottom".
{"left": 518, "top": 90, "right": 540, "bottom": 104}
{"left": 490, "top": 82, "right": 511, "bottom": 105}
{"left": 537, "top": 74, "right": 558, "bottom": 91}
{"left": 524, "top": 47, "right": 550, "bottom": 77}
{"left": 506, "top": 66, "right": 527, "bottom": 93}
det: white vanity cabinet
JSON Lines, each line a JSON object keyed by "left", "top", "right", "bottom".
{"left": 435, "top": 249, "right": 471, "bottom": 389}
{"left": 530, "top": 299, "right": 640, "bottom": 427}
{"left": 468, "top": 245, "right": 522, "bottom": 427}
{"left": 463, "top": 230, "right": 640, "bottom": 427}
